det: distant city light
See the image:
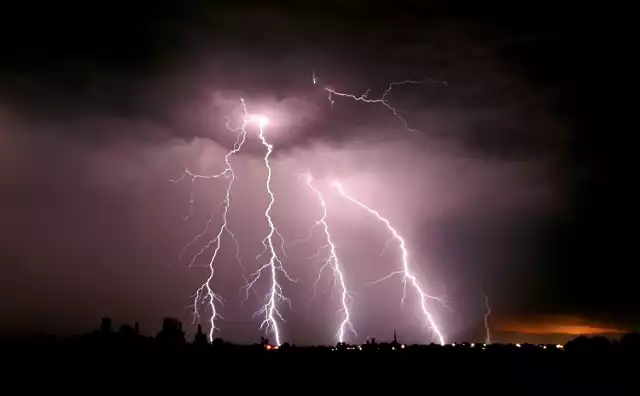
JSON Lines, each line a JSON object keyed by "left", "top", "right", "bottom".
{"left": 255, "top": 338, "right": 565, "bottom": 352}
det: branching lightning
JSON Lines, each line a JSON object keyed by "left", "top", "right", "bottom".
{"left": 171, "top": 100, "right": 251, "bottom": 342}
{"left": 243, "top": 115, "right": 295, "bottom": 347}
{"left": 301, "top": 173, "right": 356, "bottom": 343}
{"left": 175, "top": 101, "right": 295, "bottom": 345}
{"left": 333, "top": 182, "right": 446, "bottom": 345}
{"left": 325, "top": 78, "right": 446, "bottom": 132}
{"left": 171, "top": 75, "right": 455, "bottom": 346}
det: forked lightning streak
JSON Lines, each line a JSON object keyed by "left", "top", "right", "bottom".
{"left": 333, "top": 182, "right": 446, "bottom": 345}
{"left": 302, "top": 174, "right": 356, "bottom": 343}
{"left": 242, "top": 114, "right": 295, "bottom": 347}
{"left": 324, "top": 78, "right": 447, "bottom": 132}
{"left": 174, "top": 100, "right": 293, "bottom": 345}
{"left": 172, "top": 99, "right": 251, "bottom": 342}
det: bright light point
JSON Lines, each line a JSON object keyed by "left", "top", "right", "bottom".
{"left": 516, "top": 343, "right": 521, "bottom": 348}
{"left": 248, "top": 114, "right": 269, "bottom": 127}
{"left": 471, "top": 343, "right": 475, "bottom": 348}
{"left": 556, "top": 344, "right": 563, "bottom": 349}
{"left": 401, "top": 344, "right": 406, "bottom": 349}
{"left": 451, "top": 343, "right": 456, "bottom": 347}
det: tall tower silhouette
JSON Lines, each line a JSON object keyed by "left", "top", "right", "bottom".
{"left": 390, "top": 328, "right": 401, "bottom": 349}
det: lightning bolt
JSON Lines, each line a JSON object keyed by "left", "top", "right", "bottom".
{"left": 483, "top": 290, "right": 492, "bottom": 345}
{"left": 325, "top": 78, "right": 447, "bottom": 132}
{"left": 243, "top": 115, "right": 295, "bottom": 347}
{"left": 333, "top": 182, "right": 446, "bottom": 345}
{"left": 171, "top": 100, "right": 250, "bottom": 342}
{"left": 301, "top": 173, "right": 356, "bottom": 344}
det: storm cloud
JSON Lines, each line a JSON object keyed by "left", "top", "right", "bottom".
{"left": 3, "top": 1, "right": 627, "bottom": 344}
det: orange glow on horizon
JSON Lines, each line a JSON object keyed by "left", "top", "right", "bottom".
{"left": 497, "top": 315, "right": 626, "bottom": 336}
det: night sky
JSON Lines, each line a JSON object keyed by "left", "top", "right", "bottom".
{"left": 0, "top": 1, "right": 637, "bottom": 345}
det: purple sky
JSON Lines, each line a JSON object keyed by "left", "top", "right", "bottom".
{"left": 0, "top": 82, "right": 561, "bottom": 344}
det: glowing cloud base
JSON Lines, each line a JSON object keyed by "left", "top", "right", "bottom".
{"left": 175, "top": 76, "right": 454, "bottom": 345}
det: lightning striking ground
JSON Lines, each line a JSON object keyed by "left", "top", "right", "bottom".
{"left": 243, "top": 115, "right": 295, "bottom": 347}
{"left": 302, "top": 174, "right": 356, "bottom": 343}
{"left": 325, "top": 78, "right": 446, "bottom": 132}
{"left": 483, "top": 290, "right": 492, "bottom": 345}
{"left": 171, "top": 100, "right": 250, "bottom": 341}
{"left": 174, "top": 79, "right": 453, "bottom": 345}
{"left": 333, "top": 182, "right": 446, "bottom": 345}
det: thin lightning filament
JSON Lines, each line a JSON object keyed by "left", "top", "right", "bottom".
{"left": 334, "top": 182, "right": 446, "bottom": 345}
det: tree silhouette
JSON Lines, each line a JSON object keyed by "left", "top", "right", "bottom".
{"left": 621, "top": 332, "right": 640, "bottom": 352}
{"left": 119, "top": 324, "right": 136, "bottom": 336}
{"left": 566, "top": 335, "right": 612, "bottom": 354}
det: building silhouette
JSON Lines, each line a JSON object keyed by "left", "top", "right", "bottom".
{"left": 193, "top": 324, "right": 208, "bottom": 346}
{"left": 100, "top": 317, "right": 112, "bottom": 333}
{"left": 156, "top": 317, "right": 186, "bottom": 345}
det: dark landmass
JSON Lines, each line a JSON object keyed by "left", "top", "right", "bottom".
{"left": 2, "top": 317, "right": 639, "bottom": 393}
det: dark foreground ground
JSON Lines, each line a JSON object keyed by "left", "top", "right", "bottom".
{"left": 2, "top": 334, "right": 639, "bottom": 394}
